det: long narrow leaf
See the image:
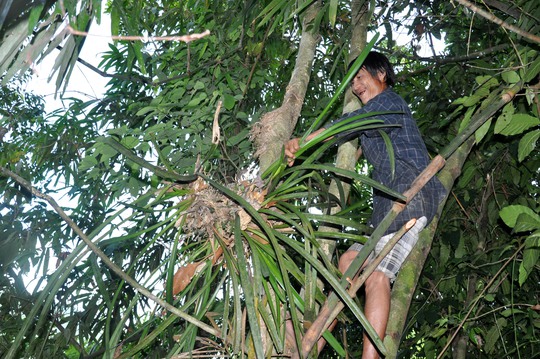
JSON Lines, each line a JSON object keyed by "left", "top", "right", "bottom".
{"left": 233, "top": 215, "right": 265, "bottom": 358}
{"left": 378, "top": 129, "right": 396, "bottom": 179}
{"left": 294, "top": 164, "right": 405, "bottom": 200}
{"left": 275, "top": 231, "right": 385, "bottom": 353}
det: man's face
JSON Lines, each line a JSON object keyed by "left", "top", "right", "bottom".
{"left": 351, "top": 68, "right": 388, "bottom": 105}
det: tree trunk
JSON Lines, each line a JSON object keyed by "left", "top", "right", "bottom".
{"left": 383, "top": 137, "right": 475, "bottom": 358}
{"left": 251, "top": 1, "right": 322, "bottom": 174}
{"left": 249, "top": 2, "right": 322, "bottom": 357}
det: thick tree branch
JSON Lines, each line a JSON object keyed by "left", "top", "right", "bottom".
{"left": 251, "top": 1, "right": 321, "bottom": 173}
{"left": 455, "top": 0, "right": 540, "bottom": 44}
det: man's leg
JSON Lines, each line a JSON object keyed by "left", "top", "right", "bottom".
{"left": 363, "top": 271, "right": 390, "bottom": 359}
{"left": 338, "top": 217, "right": 427, "bottom": 357}
{"left": 338, "top": 252, "right": 390, "bottom": 359}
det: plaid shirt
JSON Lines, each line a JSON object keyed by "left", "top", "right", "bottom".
{"left": 330, "top": 87, "right": 446, "bottom": 234}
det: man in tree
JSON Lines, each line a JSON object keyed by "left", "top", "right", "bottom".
{"left": 285, "top": 51, "right": 446, "bottom": 358}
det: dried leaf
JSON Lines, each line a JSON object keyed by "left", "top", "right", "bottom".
{"left": 172, "top": 261, "right": 204, "bottom": 296}
{"left": 191, "top": 177, "right": 209, "bottom": 192}
{"left": 238, "top": 209, "right": 251, "bottom": 230}
{"left": 247, "top": 186, "right": 267, "bottom": 204}
{"left": 113, "top": 342, "right": 123, "bottom": 358}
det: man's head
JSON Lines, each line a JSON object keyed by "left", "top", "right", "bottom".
{"left": 349, "top": 51, "right": 396, "bottom": 104}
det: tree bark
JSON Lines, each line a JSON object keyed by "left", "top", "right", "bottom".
{"left": 249, "top": 2, "right": 322, "bottom": 357}
{"left": 251, "top": 1, "right": 322, "bottom": 174}
{"left": 383, "top": 137, "right": 474, "bottom": 358}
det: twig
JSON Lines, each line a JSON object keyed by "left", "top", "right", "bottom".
{"left": 66, "top": 25, "right": 210, "bottom": 43}
{"left": 212, "top": 101, "right": 222, "bottom": 144}
{"left": 454, "top": 0, "right": 540, "bottom": 44}
{"left": 396, "top": 44, "right": 510, "bottom": 81}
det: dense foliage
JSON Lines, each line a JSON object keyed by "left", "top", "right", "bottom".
{"left": 1, "top": 0, "right": 539, "bottom": 358}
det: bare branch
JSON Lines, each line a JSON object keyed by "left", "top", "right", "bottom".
{"left": 455, "top": 0, "right": 540, "bottom": 44}
{"left": 397, "top": 44, "right": 510, "bottom": 81}
{"left": 66, "top": 25, "right": 211, "bottom": 43}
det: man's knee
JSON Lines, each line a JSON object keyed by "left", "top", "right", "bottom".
{"left": 365, "top": 271, "right": 390, "bottom": 293}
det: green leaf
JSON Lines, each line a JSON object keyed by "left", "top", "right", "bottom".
{"left": 518, "top": 129, "right": 540, "bottom": 162}
{"left": 233, "top": 217, "right": 264, "bottom": 359}
{"left": 499, "top": 205, "right": 538, "bottom": 229}
{"left": 136, "top": 106, "right": 157, "bottom": 116}
{"left": 497, "top": 113, "right": 540, "bottom": 136}
{"left": 121, "top": 136, "right": 139, "bottom": 149}
{"left": 501, "top": 70, "right": 520, "bottom": 84}
{"left": 525, "top": 57, "right": 540, "bottom": 82}
{"left": 78, "top": 156, "right": 97, "bottom": 171}
{"left": 519, "top": 236, "right": 540, "bottom": 285}
{"left": 475, "top": 75, "right": 498, "bottom": 89}
{"left": 457, "top": 106, "right": 476, "bottom": 133}
{"left": 328, "top": 0, "right": 338, "bottom": 27}
{"left": 378, "top": 129, "right": 395, "bottom": 179}
{"left": 475, "top": 118, "right": 491, "bottom": 143}
{"left": 226, "top": 129, "right": 249, "bottom": 146}
{"left": 223, "top": 93, "right": 236, "bottom": 110}
{"left": 513, "top": 213, "right": 540, "bottom": 233}
{"left": 500, "top": 308, "right": 524, "bottom": 317}
{"left": 484, "top": 324, "right": 499, "bottom": 353}
{"left": 27, "top": 5, "right": 45, "bottom": 34}
{"left": 193, "top": 81, "right": 205, "bottom": 90}
{"left": 455, "top": 94, "right": 483, "bottom": 107}
{"left": 493, "top": 102, "right": 514, "bottom": 134}
{"left": 439, "top": 242, "right": 450, "bottom": 267}
{"left": 455, "top": 236, "right": 467, "bottom": 259}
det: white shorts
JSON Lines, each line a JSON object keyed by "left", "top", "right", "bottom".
{"left": 347, "top": 216, "right": 427, "bottom": 280}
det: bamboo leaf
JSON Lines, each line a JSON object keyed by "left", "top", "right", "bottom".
{"left": 475, "top": 118, "right": 492, "bottom": 144}
{"left": 293, "top": 163, "right": 406, "bottom": 201}
{"left": 328, "top": 0, "right": 338, "bottom": 27}
{"left": 378, "top": 129, "right": 395, "bottom": 179}
{"left": 306, "top": 34, "right": 379, "bottom": 134}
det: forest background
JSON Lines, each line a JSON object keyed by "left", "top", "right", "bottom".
{"left": 0, "top": 0, "right": 539, "bottom": 358}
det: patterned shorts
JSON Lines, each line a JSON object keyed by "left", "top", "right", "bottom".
{"left": 347, "top": 216, "right": 428, "bottom": 281}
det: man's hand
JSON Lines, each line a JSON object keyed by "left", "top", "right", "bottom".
{"left": 284, "top": 128, "right": 327, "bottom": 167}
{"left": 285, "top": 137, "right": 301, "bottom": 166}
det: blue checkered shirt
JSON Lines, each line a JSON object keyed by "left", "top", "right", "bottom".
{"left": 329, "top": 88, "right": 446, "bottom": 234}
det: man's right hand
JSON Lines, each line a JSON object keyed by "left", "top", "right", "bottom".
{"left": 284, "top": 128, "right": 327, "bottom": 167}
{"left": 284, "top": 138, "right": 301, "bottom": 166}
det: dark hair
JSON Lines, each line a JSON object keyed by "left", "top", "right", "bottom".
{"left": 349, "top": 51, "right": 396, "bottom": 86}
